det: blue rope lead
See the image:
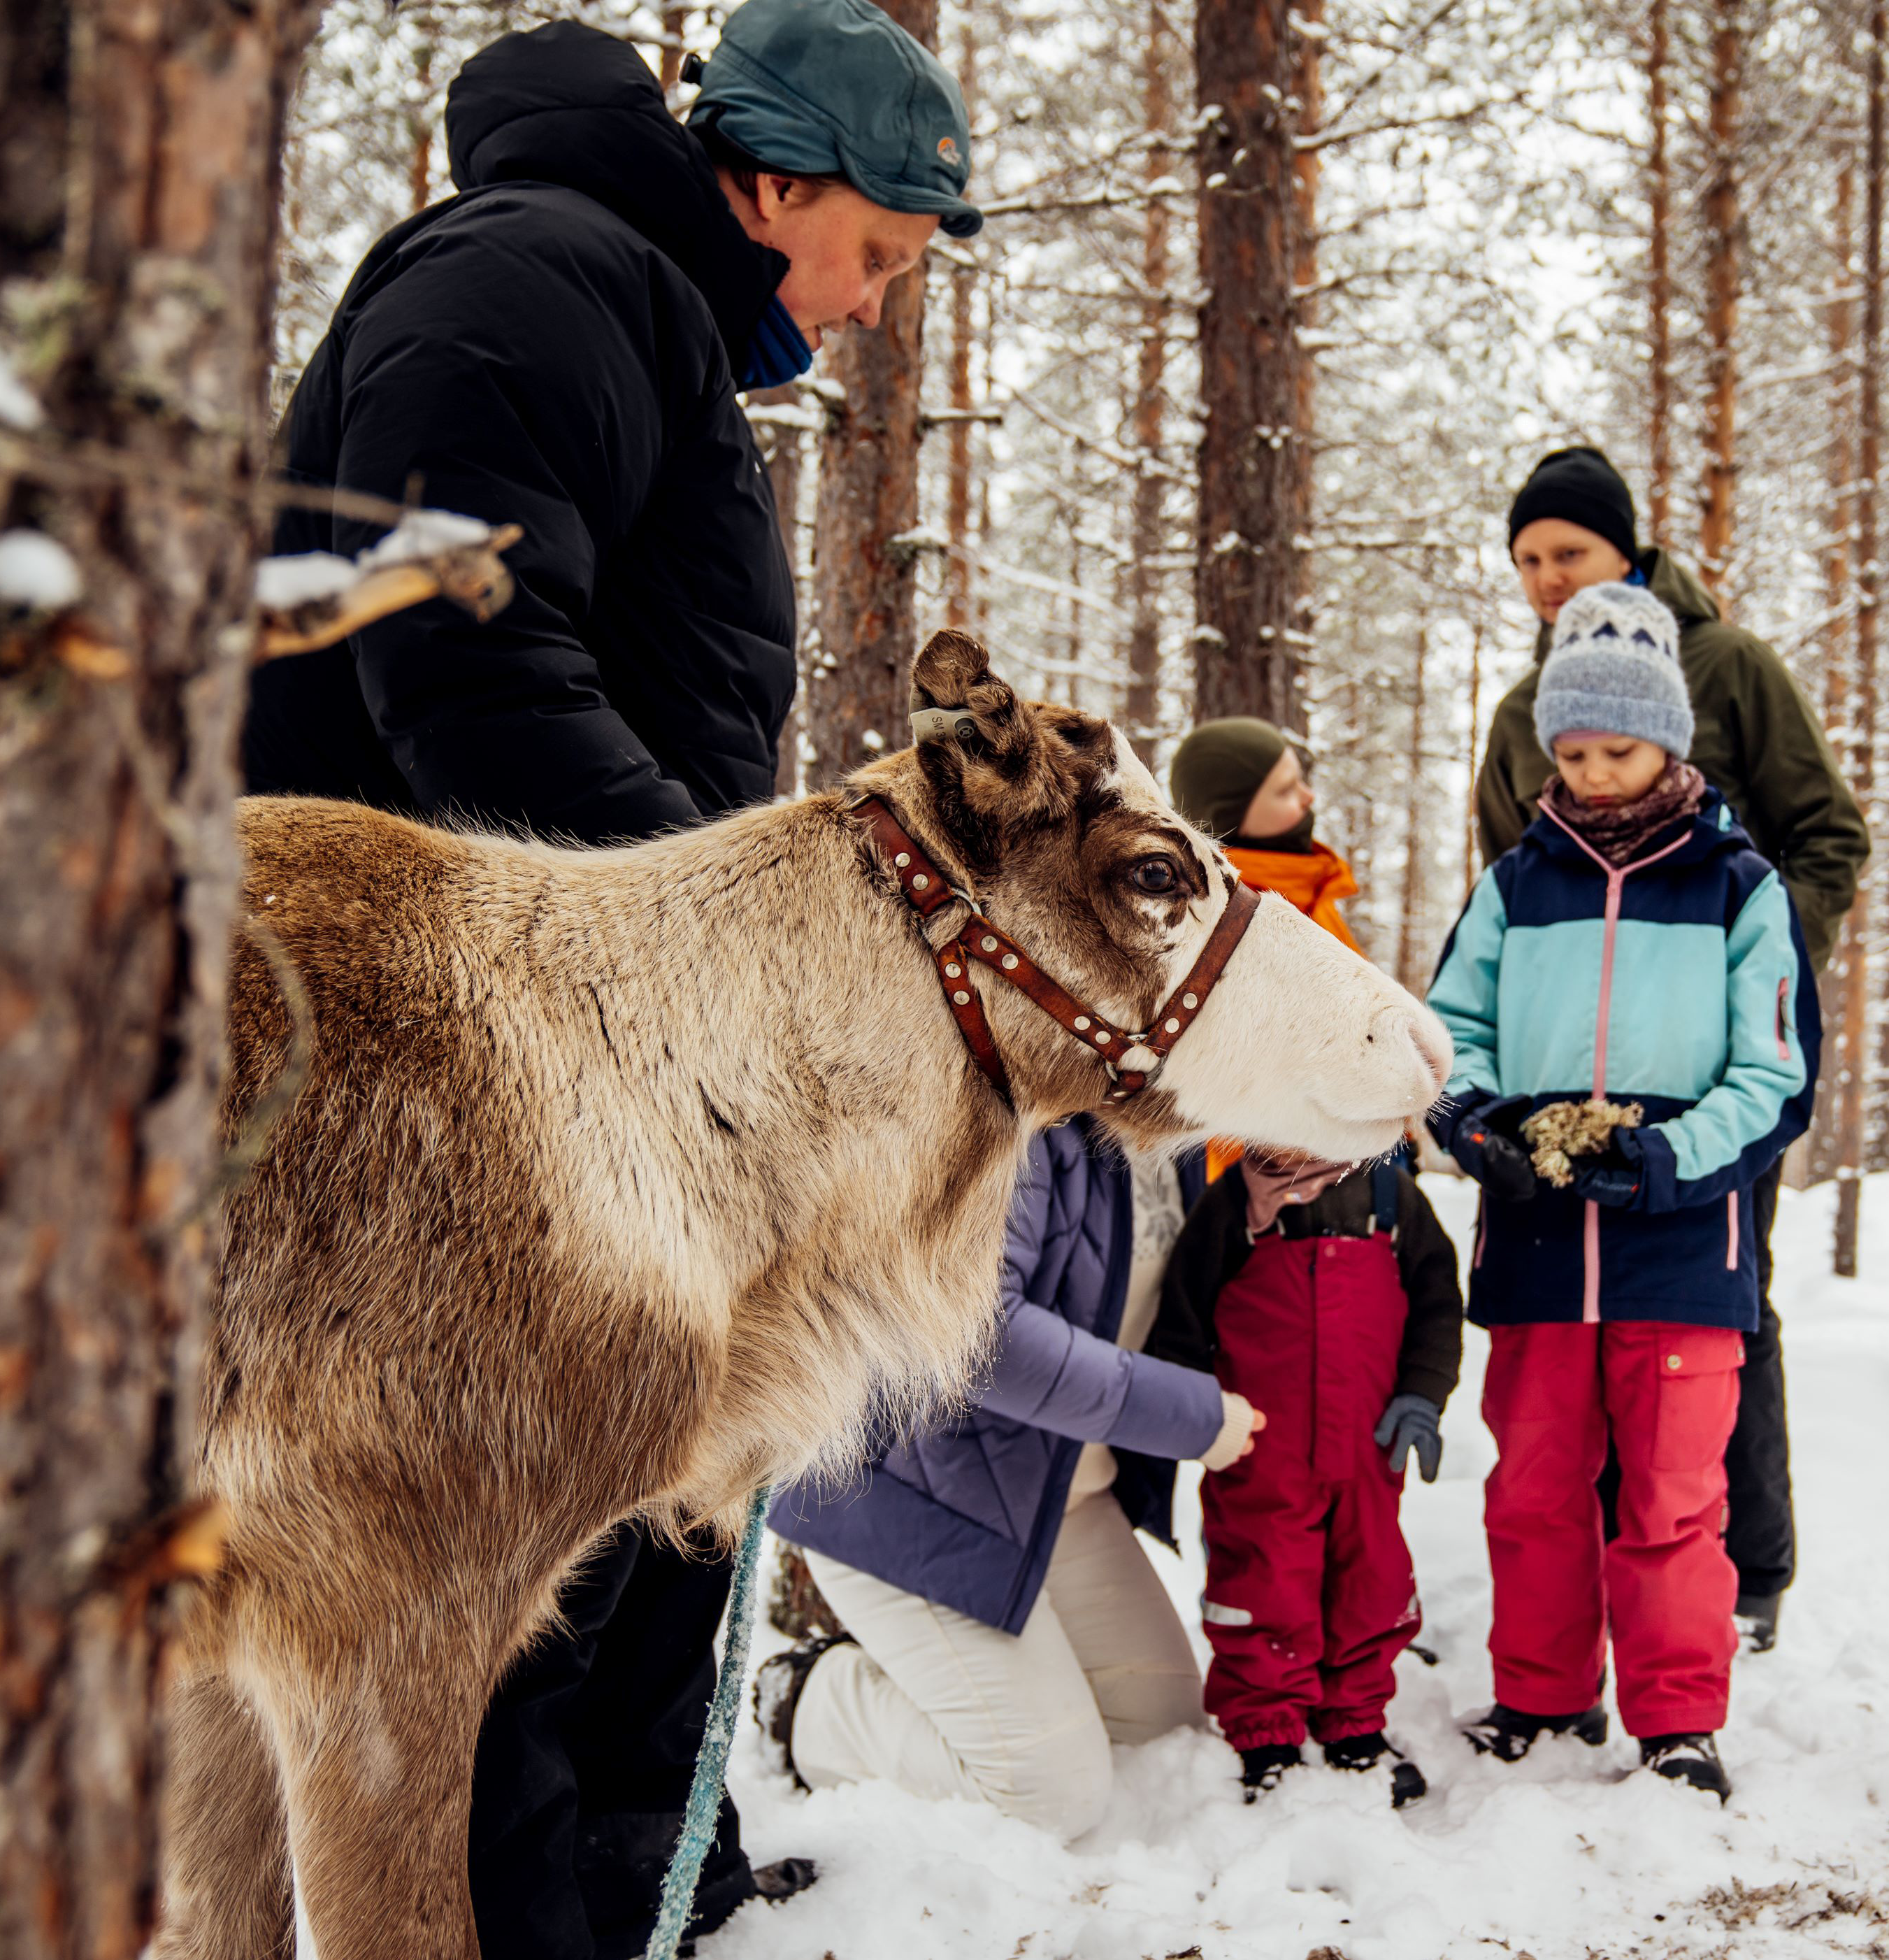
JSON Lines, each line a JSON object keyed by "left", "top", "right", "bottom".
{"left": 645, "top": 1486, "right": 773, "bottom": 1960}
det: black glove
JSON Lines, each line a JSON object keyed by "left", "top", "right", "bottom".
{"left": 1374, "top": 1394, "right": 1444, "bottom": 1482}
{"left": 1572, "top": 1128, "right": 1648, "bottom": 1209}
{"left": 1447, "top": 1097, "right": 1537, "bottom": 1204}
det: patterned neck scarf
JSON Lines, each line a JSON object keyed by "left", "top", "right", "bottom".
{"left": 1540, "top": 759, "right": 1707, "bottom": 866}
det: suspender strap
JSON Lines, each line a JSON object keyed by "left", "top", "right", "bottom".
{"left": 1370, "top": 1159, "right": 1400, "bottom": 1238}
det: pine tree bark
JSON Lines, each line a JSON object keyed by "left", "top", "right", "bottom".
{"left": 1647, "top": 0, "right": 1673, "bottom": 548}
{"left": 748, "top": 385, "right": 804, "bottom": 796}
{"left": 944, "top": 19, "right": 976, "bottom": 633}
{"left": 1395, "top": 613, "right": 1428, "bottom": 992}
{"left": 1699, "top": 0, "right": 1741, "bottom": 601}
{"left": 806, "top": 0, "right": 935, "bottom": 785}
{"left": 1193, "top": 0, "right": 1309, "bottom": 731}
{"left": 0, "top": 0, "right": 320, "bottom": 1949}
{"left": 1463, "top": 617, "right": 1484, "bottom": 897}
{"left": 1834, "top": 11, "right": 1884, "bottom": 1278}
{"left": 1808, "top": 157, "right": 1856, "bottom": 1189}
{"left": 1124, "top": 0, "right": 1174, "bottom": 761}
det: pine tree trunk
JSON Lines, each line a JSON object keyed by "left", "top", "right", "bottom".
{"left": 1648, "top": 0, "right": 1673, "bottom": 548}
{"left": 748, "top": 385, "right": 804, "bottom": 797}
{"left": 0, "top": 0, "right": 319, "bottom": 1947}
{"left": 1834, "top": 9, "right": 1884, "bottom": 1279}
{"left": 1463, "top": 618, "right": 1484, "bottom": 898}
{"left": 1193, "top": 0, "right": 1309, "bottom": 731}
{"left": 1125, "top": 0, "right": 1175, "bottom": 762}
{"left": 805, "top": 0, "right": 935, "bottom": 786}
{"left": 410, "top": 42, "right": 433, "bottom": 214}
{"left": 1808, "top": 157, "right": 1856, "bottom": 1189}
{"left": 1699, "top": 0, "right": 1741, "bottom": 602}
{"left": 1395, "top": 614, "right": 1428, "bottom": 992}
{"left": 944, "top": 20, "right": 976, "bottom": 633}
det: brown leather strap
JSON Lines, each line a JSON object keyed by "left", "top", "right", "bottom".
{"left": 1108, "top": 879, "right": 1263, "bottom": 1096}
{"left": 853, "top": 796, "right": 1013, "bottom": 1102}
{"left": 852, "top": 796, "right": 964, "bottom": 920}
{"left": 934, "top": 938, "right": 1012, "bottom": 1101}
{"left": 851, "top": 793, "right": 1262, "bottom": 1109}
{"left": 956, "top": 917, "right": 1138, "bottom": 1059}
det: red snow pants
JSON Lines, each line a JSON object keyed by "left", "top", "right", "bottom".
{"left": 1483, "top": 1320, "right": 1744, "bottom": 1738}
{"left": 1202, "top": 1232, "right": 1420, "bottom": 1750}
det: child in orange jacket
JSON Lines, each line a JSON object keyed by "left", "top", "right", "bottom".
{"left": 1165, "top": 720, "right": 1465, "bottom": 1807}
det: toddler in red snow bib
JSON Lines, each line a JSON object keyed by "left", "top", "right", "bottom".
{"left": 1158, "top": 717, "right": 1465, "bottom": 1808}
{"left": 1428, "top": 582, "right": 1819, "bottom": 1805}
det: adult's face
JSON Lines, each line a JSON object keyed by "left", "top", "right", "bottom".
{"left": 1238, "top": 746, "right": 1315, "bottom": 840}
{"left": 742, "top": 175, "right": 938, "bottom": 350}
{"left": 1511, "top": 517, "right": 1633, "bottom": 626}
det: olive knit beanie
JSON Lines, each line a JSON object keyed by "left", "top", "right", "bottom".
{"left": 1508, "top": 447, "right": 1639, "bottom": 566}
{"left": 1170, "top": 719, "right": 1288, "bottom": 841}
{"left": 1534, "top": 582, "right": 1693, "bottom": 759}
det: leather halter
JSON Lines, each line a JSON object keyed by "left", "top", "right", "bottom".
{"left": 851, "top": 794, "right": 1262, "bottom": 1108}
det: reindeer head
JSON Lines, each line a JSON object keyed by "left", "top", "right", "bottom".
{"left": 851, "top": 630, "right": 1451, "bottom": 1164}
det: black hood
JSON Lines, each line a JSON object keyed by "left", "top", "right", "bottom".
{"left": 445, "top": 21, "right": 787, "bottom": 367}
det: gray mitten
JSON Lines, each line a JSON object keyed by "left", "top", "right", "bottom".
{"left": 1374, "top": 1394, "right": 1444, "bottom": 1482}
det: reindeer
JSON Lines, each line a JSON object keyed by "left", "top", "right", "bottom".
{"left": 157, "top": 631, "right": 1450, "bottom": 1960}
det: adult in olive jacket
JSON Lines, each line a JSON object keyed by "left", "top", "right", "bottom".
{"left": 1477, "top": 445, "right": 1869, "bottom": 1649}
{"left": 246, "top": 3, "right": 981, "bottom": 1953}
{"left": 1479, "top": 455, "right": 1868, "bottom": 971}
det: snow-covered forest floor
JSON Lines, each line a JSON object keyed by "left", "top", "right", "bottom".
{"left": 712, "top": 1174, "right": 1889, "bottom": 1960}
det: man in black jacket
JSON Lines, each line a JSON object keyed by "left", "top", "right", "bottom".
{"left": 247, "top": 2, "right": 980, "bottom": 1951}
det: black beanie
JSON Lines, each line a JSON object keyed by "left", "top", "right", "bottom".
{"left": 1507, "top": 447, "right": 1638, "bottom": 566}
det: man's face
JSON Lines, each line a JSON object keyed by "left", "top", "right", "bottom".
{"left": 1511, "top": 517, "right": 1633, "bottom": 624}
{"left": 747, "top": 176, "right": 938, "bottom": 351}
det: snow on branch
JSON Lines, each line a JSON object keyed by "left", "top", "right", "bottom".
{"left": 255, "top": 514, "right": 523, "bottom": 660}
{"left": 0, "top": 431, "right": 524, "bottom": 678}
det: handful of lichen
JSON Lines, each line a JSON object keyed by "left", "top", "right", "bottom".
{"left": 1521, "top": 1099, "right": 1646, "bottom": 1189}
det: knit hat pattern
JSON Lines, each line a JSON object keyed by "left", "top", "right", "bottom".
{"left": 1170, "top": 718, "right": 1288, "bottom": 840}
{"left": 1533, "top": 582, "right": 1694, "bottom": 759}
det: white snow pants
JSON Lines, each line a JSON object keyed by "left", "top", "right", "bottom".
{"left": 791, "top": 1490, "right": 1206, "bottom": 1840}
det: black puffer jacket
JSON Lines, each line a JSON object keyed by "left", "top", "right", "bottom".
{"left": 247, "top": 22, "right": 797, "bottom": 842}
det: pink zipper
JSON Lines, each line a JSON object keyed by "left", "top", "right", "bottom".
{"left": 1537, "top": 807, "right": 1693, "bottom": 1323}
{"left": 1726, "top": 1192, "right": 1739, "bottom": 1271}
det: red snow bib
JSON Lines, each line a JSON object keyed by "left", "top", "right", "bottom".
{"left": 1200, "top": 1216, "right": 1422, "bottom": 1750}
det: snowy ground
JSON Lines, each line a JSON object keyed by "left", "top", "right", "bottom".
{"left": 709, "top": 1174, "right": 1889, "bottom": 1960}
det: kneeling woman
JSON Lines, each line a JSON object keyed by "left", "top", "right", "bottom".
{"left": 761, "top": 1122, "right": 1259, "bottom": 1838}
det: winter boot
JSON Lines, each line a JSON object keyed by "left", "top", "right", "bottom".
{"left": 752, "top": 1633, "right": 856, "bottom": 1790}
{"left": 1238, "top": 1743, "right": 1304, "bottom": 1801}
{"left": 1734, "top": 1591, "right": 1781, "bottom": 1654}
{"left": 1639, "top": 1732, "right": 1731, "bottom": 1804}
{"left": 1322, "top": 1731, "right": 1427, "bottom": 1808}
{"left": 1462, "top": 1701, "right": 1608, "bottom": 1762}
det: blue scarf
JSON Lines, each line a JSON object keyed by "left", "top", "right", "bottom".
{"left": 742, "top": 296, "right": 813, "bottom": 389}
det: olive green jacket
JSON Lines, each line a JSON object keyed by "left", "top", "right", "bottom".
{"left": 1477, "top": 548, "right": 1870, "bottom": 971}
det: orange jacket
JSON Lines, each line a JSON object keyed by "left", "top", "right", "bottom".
{"left": 1225, "top": 840, "right": 1363, "bottom": 954}
{"left": 1207, "top": 839, "right": 1363, "bottom": 1179}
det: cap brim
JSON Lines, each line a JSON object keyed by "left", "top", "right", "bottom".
{"left": 838, "top": 150, "right": 983, "bottom": 234}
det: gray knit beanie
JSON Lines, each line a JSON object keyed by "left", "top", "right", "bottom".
{"left": 1533, "top": 582, "right": 1693, "bottom": 759}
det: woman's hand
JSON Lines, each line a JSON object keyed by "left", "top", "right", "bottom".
{"left": 1201, "top": 1390, "right": 1265, "bottom": 1472}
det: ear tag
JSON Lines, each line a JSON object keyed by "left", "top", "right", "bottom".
{"left": 911, "top": 706, "right": 979, "bottom": 744}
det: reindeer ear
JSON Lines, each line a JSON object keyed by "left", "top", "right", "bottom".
{"left": 912, "top": 628, "right": 993, "bottom": 710}
{"left": 910, "top": 629, "right": 1088, "bottom": 868}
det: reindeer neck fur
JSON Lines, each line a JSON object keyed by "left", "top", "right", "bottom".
{"left": 531, "top": 778, "right": 1035, "bottom": 1519}
{"left": 221, "top": 778, "right": 1035, "bottom": 1546}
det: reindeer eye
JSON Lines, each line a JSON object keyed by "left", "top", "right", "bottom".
{"left": 1128, "top": 857, "right": 1178, "bottom": 895}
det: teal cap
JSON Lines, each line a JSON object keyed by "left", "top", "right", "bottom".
{"left": 692, "top": 0, "right": 982, "bottom": 238}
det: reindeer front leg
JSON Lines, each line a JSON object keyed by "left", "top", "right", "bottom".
{"left": 250, "top": 1607, "right": 498, "bottom": 1960}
